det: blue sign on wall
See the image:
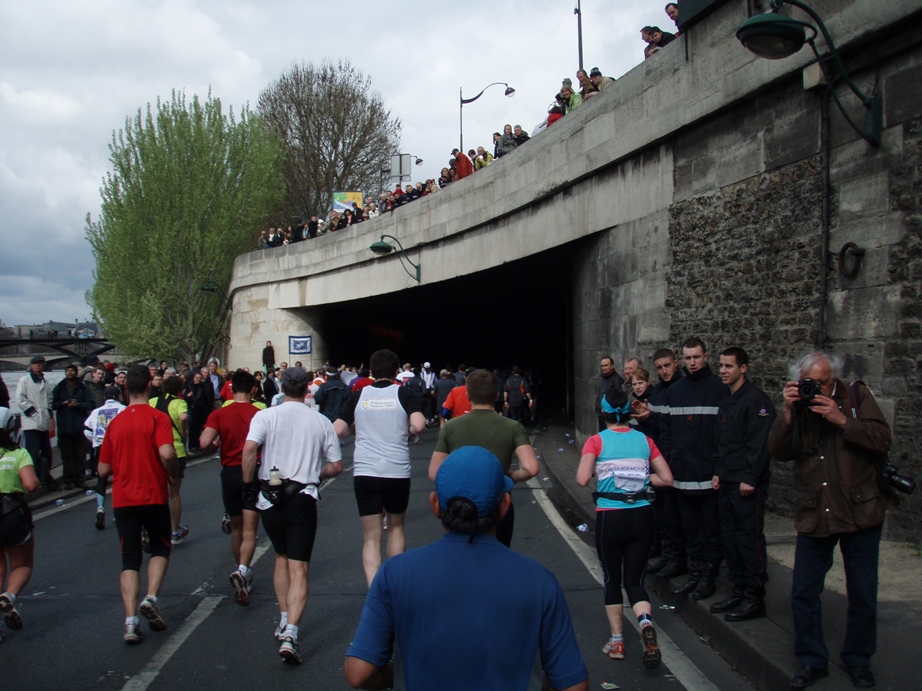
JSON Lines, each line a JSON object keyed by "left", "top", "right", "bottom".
{"left": 289, "top": 336, "right": 312, "bottom": 354}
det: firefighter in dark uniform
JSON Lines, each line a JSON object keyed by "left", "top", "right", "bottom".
{"left": 710, "top": 347, "right": 776, "bottom": 621}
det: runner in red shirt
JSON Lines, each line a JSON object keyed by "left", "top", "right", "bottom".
{"left": 98, "top": 364, "right": 177, "bottom": 644}
{"left": 200, "top": 370, "right": 262, "bottom": 606}
{"left": 442, "top": 384, "right": 471, "bottom": 423}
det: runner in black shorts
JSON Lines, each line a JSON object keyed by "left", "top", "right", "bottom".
{"left": 334, "top": 349, "right": 426, "bottom": 588}
{"left": 353, "top": 476, "right": 411, "bottom": 516}
{"left": 200, "top": 370, "right": 263, "bottom": 607}
{"left": 242, "top": 367, "right": 343, "bottom": 664}
{"left": 259, "top": 494, "right": 318, "bottom": 563}
{"left": 114, "top": 505, "right": 172, "bottom": 570}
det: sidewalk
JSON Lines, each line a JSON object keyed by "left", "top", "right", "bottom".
{"left": 26, "top": 447, "right": 213, "bottom": 512}
{"left": 532, "top": 422, "right": 922, "bottom": 691}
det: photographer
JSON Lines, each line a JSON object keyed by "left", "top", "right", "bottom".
{"left": 768, "top": 350, "right": 891, "bottom": 690}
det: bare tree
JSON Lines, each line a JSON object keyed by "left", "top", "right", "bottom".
{"left": 258, "top": 59, "right": 401, "bottom": 218}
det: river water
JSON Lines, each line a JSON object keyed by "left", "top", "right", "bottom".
{"left": 2, "top": 370, "right": 66, "bottom": 415}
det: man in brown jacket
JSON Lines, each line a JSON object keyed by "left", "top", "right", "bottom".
{"left": 768, "top": 351, "right": 890, "bottom": 690}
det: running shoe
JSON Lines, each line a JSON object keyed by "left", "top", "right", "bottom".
{"left": 123, "top": 622, "right": 144, "bottom": 644}
{"left": 95, "top": 508, "right": 105, "bottom": 530}
{"left": 221, "top": 514, "right": 232, "bottom": 534}
{"left": 602, "top": 638, "right": 625, "bottom": 660}
{"left": 171, "top": 525, "right": 190, "bottom": 545}
{"left": 279, "top": 635, "right": 302, "bottom": 664}
{"left": 229, "top": 570, "right": 252, "bottom": 607}
{"left": 641, "top": 625, "right": 662, "bottom": 669}
{"left": 274, "top": 622, "right": 287, "bottom": 641}
{"left": 0, "top": 593, "right": 22, "bottom": 631}
{"left": 139, "top": 596, "right": 167, "bottom": 632}
{"left": 141, "top": 528, "right": 151, "bottom": 554}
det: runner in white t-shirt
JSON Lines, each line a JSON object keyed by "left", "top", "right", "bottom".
{"left": 242, "top": 367, "right": 342, "bottom": 665}
{"left": 334, "top": 350, "right": 425, "bottom": 587}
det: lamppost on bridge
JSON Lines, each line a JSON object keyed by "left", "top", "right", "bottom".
{"left": 459, "top": 82, "right": 515, "bottom": 154}
{"left": 574, "top": 1, "right": 584, "bottom": 71}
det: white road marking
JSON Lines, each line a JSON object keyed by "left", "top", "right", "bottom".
{"left": 527, "top": 478, "right": 719, "bottom": 691}
{"left": 121, "top": 596, "right": 224, "bottom": 691}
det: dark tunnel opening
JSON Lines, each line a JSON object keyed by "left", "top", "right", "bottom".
{"left": 316, "top": 242, "right": 578, "bottom": 419}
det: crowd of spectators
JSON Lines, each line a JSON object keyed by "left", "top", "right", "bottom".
{"left": 257, "top": 3, "right": 682, "bottom": 250}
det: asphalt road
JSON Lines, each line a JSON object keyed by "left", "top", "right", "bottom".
{"left": 4, "top": 426, "right": 751, "bottom": 690}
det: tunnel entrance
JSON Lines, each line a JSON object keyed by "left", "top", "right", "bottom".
{"left": 315, "top": 242, "right": 578, "bottom": 418}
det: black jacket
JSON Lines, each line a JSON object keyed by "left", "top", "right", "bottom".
{"left": 646, "top": 371, "right": 683, "bottom": 457}
{"left": 660, "top": 365, "right": 727, "bottom": 488}
{"left": 51, "top": 379, "right": 95, "bottom": 437}
{"left": 715, "top": 379, "right": 776, "bottom": 486}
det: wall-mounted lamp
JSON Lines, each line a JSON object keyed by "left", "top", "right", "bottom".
{"left": 736, "top": 0, "right": 882, "bottom": 146}
{"left": 369, "top": 234, "right": 420, "bottom": 283}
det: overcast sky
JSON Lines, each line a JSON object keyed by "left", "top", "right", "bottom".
{"left": 0, "top": 0, "right": 670, "bottom": 327}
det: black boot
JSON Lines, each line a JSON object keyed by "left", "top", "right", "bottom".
{"left": 691, "top": 563, "right": 719, "bottom": 600}
{"left": 670, "top": 564, "right": 700, "bottom": 595}
{"left": 691, "top": 578, "right": 716, "bottom": 600}
{"left": 725, "top": 591, "right": 766, "bottom": 621}
{"left": 656, "top": 560, "right": 688, "bottom": 579}
{"left": 646, "top": 556, "right": 668, "bottom": 573}
{"left": 709, "top": 587, "right": 745, "bottom": 614}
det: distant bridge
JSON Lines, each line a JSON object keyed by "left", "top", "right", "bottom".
{"left": 0, "top": 337, "right": 115, "bottom": 368}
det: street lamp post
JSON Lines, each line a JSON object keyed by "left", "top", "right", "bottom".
{"left": 459, "top": 82, "right": 515, "bottom": 153}
{"left": 574, "top": 1, "right": 584, "bottom": 71}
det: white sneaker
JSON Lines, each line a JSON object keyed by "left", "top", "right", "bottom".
{"left": 229, "top": 570, "right": 252, "bottom": 607}
{"left": 139, "top": 596, "right": 167, "bottom": 632}
{"left": 123, "top": 622, "right": 143, "bottom": 643}
{"left": 279, "top": 635, "right": 302, "bottom": 664}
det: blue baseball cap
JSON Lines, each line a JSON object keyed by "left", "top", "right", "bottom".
{"left": 436, "top": 446, "right": 513, "bottom": 517}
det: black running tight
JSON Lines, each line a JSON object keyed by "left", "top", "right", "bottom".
{"left": 594, "top": 505, "right": 656, "bottom": 606}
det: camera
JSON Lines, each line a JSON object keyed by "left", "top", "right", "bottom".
{"left": 798, "top": 378, "right": 822, "bottom": 401}
{"left": 879, "top": 462, "right": 916, "bottom": 495}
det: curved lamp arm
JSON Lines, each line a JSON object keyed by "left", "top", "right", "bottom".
{"left": 461, "top": 82, "right": 513, "bottom": 105}
{"left": 774, "top": 0, "right": 882, "bottom": 146}
{"left": 370, "top": 234, "right": 420, "bottom": 283}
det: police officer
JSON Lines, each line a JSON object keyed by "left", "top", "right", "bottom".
{"left": 710, "top": 347, "right": 776, "bottom": 621}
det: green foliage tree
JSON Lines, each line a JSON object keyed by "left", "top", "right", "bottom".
{"left": 86, "top": 90, "right": 285, "bottom": 364}
{"left": 258, "top": 59, "right": 401, "bottom": 217}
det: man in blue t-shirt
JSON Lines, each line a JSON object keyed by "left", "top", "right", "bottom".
{"left": 344, "top": 446, "right": 589, "bottom": 691}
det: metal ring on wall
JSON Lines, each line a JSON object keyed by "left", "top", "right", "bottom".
{"left": 838, "top": 242, "right": 865, "bottom": 279}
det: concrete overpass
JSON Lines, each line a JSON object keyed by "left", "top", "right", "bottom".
{"left": 228, "top": 0, "right": 922, "bottom": 537}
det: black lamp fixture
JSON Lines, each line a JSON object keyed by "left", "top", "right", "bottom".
{"left": 736, "top": 0, "right": 881, "bottom": 146}
{"left": 369, "top": 234, "right": 420, "bottom": 283}
{"left": 459, "top": 82, "right": 515, "bottom": 153}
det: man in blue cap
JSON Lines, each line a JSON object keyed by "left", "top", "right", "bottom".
{"left": 344, "top": 446, "right": 589, "bottom": 691}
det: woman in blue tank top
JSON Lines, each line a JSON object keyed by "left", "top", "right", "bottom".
{"left": 577, "top": 388, "right": 673, "bottom": 670}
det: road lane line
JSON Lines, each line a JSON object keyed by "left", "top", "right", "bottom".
{"left": 121, "top": 595, "right": 224, "bottom": 691}
{"left": 527, "top": 479, "right": 719, "bottom": 691}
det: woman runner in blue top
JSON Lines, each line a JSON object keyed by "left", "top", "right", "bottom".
{"left": 577, "top": 388, "right": 673, "bottom": 669}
